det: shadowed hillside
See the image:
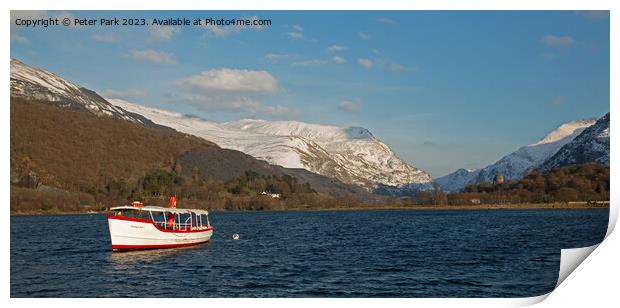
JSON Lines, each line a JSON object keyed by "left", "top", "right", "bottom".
{"left": 11, "top": 98, "right": 213, "bottom": 191}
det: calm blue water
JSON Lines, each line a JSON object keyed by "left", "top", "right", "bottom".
{"left": 11, "top": 209, "right": 608, "bottom": 297}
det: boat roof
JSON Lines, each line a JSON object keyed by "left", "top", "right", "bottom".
{"left": 109, "top": 206, "right": 209, "bottom": 215}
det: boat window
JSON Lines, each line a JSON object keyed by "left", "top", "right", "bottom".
{"left": 155, "top": 212, "right": 167, "bottom": 223}
{"left": 120, "top": 209, "right": 137, "bottom": 218}
{"left": 191, "top": 213, "right": 198, "bottom": 227}
{"left": 117, "top": 209, "right": 151, "bottom": 220}
{"left": 138, "top": 211, "right": 151, "bottom": 220}
{"left": 179, "top": 213, "right": 191, "bottom": 227}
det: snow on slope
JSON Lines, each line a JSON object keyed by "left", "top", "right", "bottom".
{"left": 434, "top": 168, "right": 479, "bottom": 193}
{"left": 10, "top": 59, "right": 160, "bottom": 127}
{"left": 110, "top": 99, "right": 433, "bottom": 192}
{"left": 435, "top": 119, "right": 596, "bottom": 192}
{"left": 539, "top": 113, "right": 609, "bottom": 170}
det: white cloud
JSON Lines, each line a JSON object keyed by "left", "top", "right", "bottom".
{"left": 288, "top": 31, "right": 303, "bottom": 39}
{"left": 372, "top": 57, "right": 416, "bottom": 72}
{"left": 338, "top": 100, "right": 361, "bottom": 112}
{"left": 178, "top": 69, "right": 278, "bottom": 94}
{"left": 126, "top": 49, "right": 177, "bottom": 65}
{"left": 102, "top": 88, "right": 147, "bottom": 99}
{"left": 376, "top": 17, "right": 395, "bottom": 24}
{"left": 327, "top": 45, "right": 346, "bottom": 52}
{"left": 204, "top": 25, "right": 235, "bottom": 37}
{"left": 262, "top": 105, "right": 302, "bottom": 116}
{"left": 359, "top": 32, "right": 370, "bottom": 40}
{"left": 204, "top": 25, "right": 242, "bottom": 37}
{"left": 264, "top": 53, "right": 298, "bottom": 63}
{"left": 389, "top": 63, "right": 407, "bottom": 71}
{"left": 332, "top": 56, "right": 346, "bottom": 64}
{"left": 542, "top": 35, "right": 575, "bottom": 47}
{"left": 287, "top": 24, "right": 305, "bottom": 39}
{"left": 357, "top": 58, "right": 374, "bottom": 69}
{"left": 176, "top": 68, "right": 287, "bottom": 115}
{"left": 149, "top": 25, "right": 179, "bottom": 41}
{"left": 387, "top": 62, "right": 416, "bottom": 72}
{"left": 265, "top": 53, "right": 330, "bottom": 67}
{"left": 292, "top": 59, "right": 328, "bottom": 67}
{"left": 92, "top": 34, "right": 118, "bottom": 43}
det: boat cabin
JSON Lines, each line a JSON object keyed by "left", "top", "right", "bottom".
{"left": 108, "top": 206, "right": 211, "bottom": 231}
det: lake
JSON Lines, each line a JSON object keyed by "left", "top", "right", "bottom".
{"left": 10, "top": 208, "right": 608, "bottom": 297}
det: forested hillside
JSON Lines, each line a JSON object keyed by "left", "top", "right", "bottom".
{"left": 417, "top": 163, "right": 609, "bottom": 205}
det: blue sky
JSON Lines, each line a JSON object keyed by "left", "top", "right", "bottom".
{"left": 10, "top": 10, "right": 610, "bottom": 177}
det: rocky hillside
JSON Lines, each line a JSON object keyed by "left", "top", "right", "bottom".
{"left": 539, "top": 113, "right": 610, "bottom": 171}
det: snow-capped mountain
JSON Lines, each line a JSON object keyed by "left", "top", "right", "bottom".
{"left": 435, "top": 119, "right": 597, "bottom": 192}
{"left": 10, "top": 59, "right": 163, "bottom": 129}
{"left": 539, "top": 113, "right": 609, "bottom": 170}
{"left": 110, "top": 99, "right": 434, "bottom": 193}
{"left": 10, "top": 58, "right": 431, "bottom": 195}
{"left": 433, "top": 168, "right": 479, "bottom": 193}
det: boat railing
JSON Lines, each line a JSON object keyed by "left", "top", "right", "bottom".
{"left": 152, "top": 219, "right": 210, "bottom": 231}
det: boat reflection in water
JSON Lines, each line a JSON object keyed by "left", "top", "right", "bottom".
{"left": 106, "top": 244, "right": 208, "bottom": 270}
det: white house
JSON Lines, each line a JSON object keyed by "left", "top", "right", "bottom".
{"left": 260, "top": 191, "right": 281, "bottom": 199}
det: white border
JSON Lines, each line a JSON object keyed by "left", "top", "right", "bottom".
{"left": 3, "top": 1, "right": 617, "bottom": 307}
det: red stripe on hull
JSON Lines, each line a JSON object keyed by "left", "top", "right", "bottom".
{"left": 112, "top": 240, "right": 209, "bottom": 252}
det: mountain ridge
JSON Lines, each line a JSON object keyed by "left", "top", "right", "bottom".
{"left": 109, "top": 99, "right": 434, "bottom": 194}
{"left": 435, "top": 118, "right": 599, "bottom": 192}
{"left": 10, "top": 58, "right": 168, "bottom": 130}
{"left": 539, "top": 113, "right": 610, "bottom": 171}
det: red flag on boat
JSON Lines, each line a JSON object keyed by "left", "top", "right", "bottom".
{"left": 169, "top": 195, "right": 177, "bottom": 208}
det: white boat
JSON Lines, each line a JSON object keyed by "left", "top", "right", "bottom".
{"left": 107, "top": 204, "right": 213, "bottom": 252}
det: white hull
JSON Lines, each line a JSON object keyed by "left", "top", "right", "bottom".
{"left": 107, "top": 216, "right": 213, "bottom": 251}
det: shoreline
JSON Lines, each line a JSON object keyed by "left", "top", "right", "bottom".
{"left": 10, "top": 202, "right": 609, "bottom": 216}
{"left": 307, "top": 203, "right": 610, "bottom": 211}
